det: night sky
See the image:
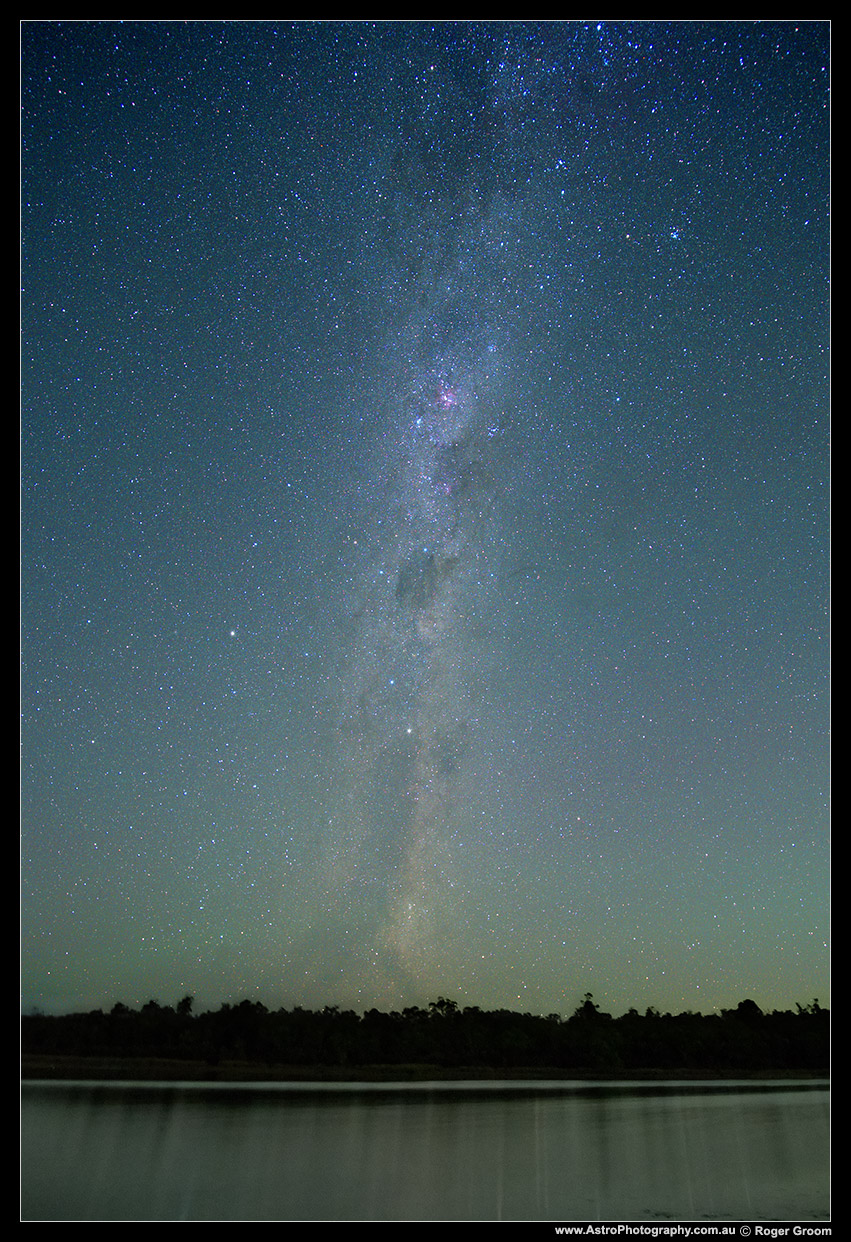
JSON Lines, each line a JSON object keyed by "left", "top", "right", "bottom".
{"left": 21, "top": 21, "right": 830, "bottom": 1020}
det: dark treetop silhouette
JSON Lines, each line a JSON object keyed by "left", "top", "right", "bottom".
{"left": 22, "top": 994, "right": 828, "bottom": 1078}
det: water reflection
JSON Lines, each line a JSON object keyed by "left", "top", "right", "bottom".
{"left": 21, "top": 1080, "right": 829, "bottom": 1222}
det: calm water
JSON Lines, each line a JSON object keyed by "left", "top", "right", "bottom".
{"left": 21, "top": 1079, "right": 829, "bottom": 1222}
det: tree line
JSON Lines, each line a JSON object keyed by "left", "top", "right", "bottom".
{"left": 21, "top": 993, "right": 828, "bottom": 1074}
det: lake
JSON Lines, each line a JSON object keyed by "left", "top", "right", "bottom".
{"left": 21, "top": 1078, "right": 829, "bottom": 1222}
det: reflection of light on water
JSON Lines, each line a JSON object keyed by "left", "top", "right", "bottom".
{"left": 22, "top": 1081, "right": 829, "bottom": 1222}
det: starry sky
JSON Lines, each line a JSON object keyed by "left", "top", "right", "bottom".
{"left": 21, "top": 21, "right": 830, "bottom": 1020}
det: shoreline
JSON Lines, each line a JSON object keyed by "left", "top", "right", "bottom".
{"left": 20, "top": 1055, "right": 830, "bottom": 1084}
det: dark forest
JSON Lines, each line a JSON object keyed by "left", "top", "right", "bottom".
{"left": 22, "top": 994, "right": 829, "bottom": 1079}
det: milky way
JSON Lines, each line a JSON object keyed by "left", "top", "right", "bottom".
{"left": 323, "top": 46, "right": 528, "bottom": 982}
